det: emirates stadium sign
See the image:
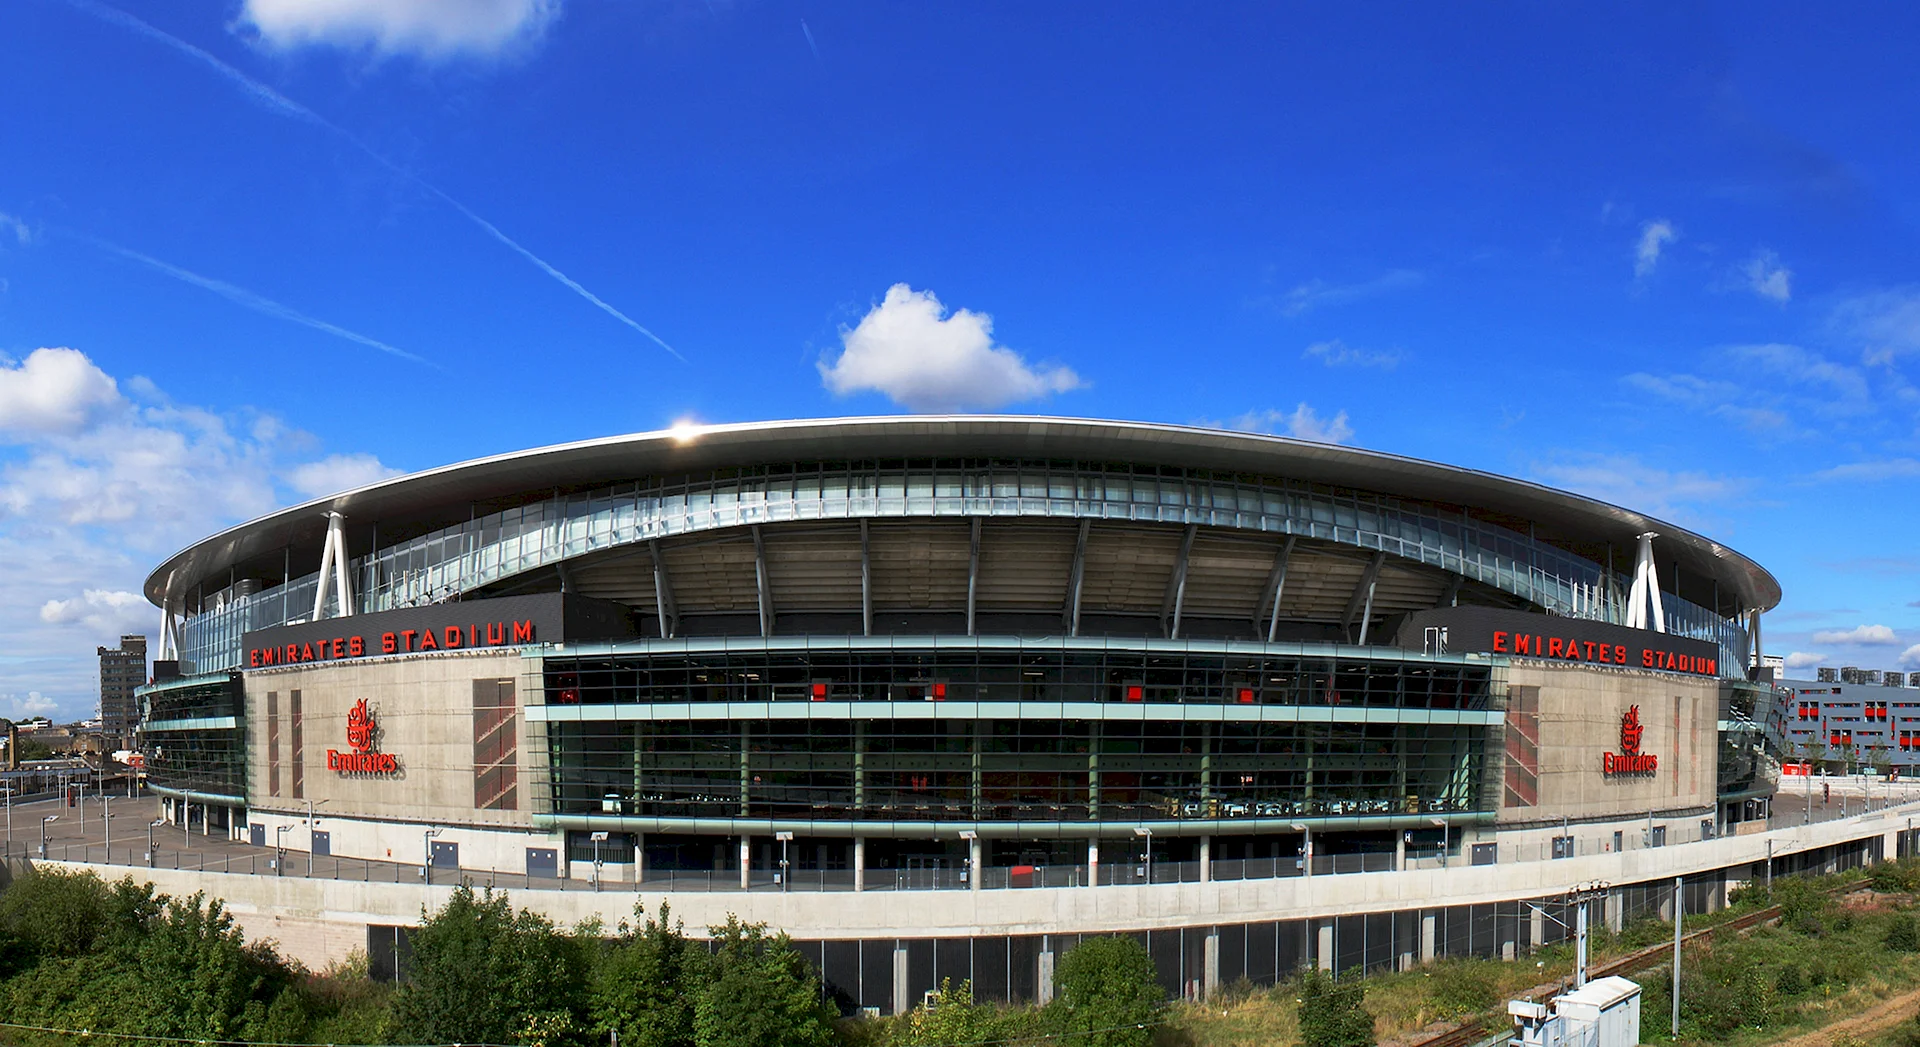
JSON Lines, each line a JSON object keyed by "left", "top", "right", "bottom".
{"left": 328, "top": 699, "right": 399, "bottom": 775}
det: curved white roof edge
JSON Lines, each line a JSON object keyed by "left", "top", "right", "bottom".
{"left": 144, "top": 415, "right": 1781, "bottom": 613}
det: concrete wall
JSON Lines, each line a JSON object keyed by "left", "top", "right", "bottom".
{"left": 246, "top": 652, "right": 546, "bottom": 871}
{"left": 18, "top": 799, "right": 1913, "bottom": 976}
{"left": 1501, "top": 661, "right": 1718, "bottom": 824}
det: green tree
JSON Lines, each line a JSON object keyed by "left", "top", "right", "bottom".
{"left": 1296, "top": 967, "right": 1375, "bottom": 1047}
{"left": 591, "top": 902, "right": 706, "bottom": 1047}
{"left": 1888, "top": 916, "right": 1920, "bottom": 953}
{"left": 693, "top": 915, "right": 834, "bottom": 1047}
{"left": 0, "top": 866, "right": 112, "bottom": 970}
{"left": 386, "top": 884, "right": 591, "bottom": 1047}
{"left": 1050, "top": 935, "right": 1164, "bottom": 1047}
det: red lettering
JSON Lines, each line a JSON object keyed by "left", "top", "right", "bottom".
{"left": 1582, "top": 641, "right": 1597, "bottom": 661}
{"left": 382, "top": 632, "right": 397, "bottom": 654}
{"left": 419, "top": 628, "right": 438, "bottom": 651}
{"left": 1615, "top": 645, "right": 1627, "bottom": 663}
{"left": 332, "top": 638, "right": 345, "bottom": 658}
{"left": 1493, "top": 631, "right": 1508, "bottom": 653}
{"left": 487, "top": 622, "right": 506, "bottom": 645}
{"left": 1514, "top": 634, "right": 1531, "bottom": 655}
{"left": 349, "top": 636, "right": 364, "bottom": 656}
{"left": 1642, "top": 649, "right": 1654, "bottom": 668}
{"left": 1548, "top": 638, "right": 1565, "bottom": 657}
{"left": 298, "top": 643, "right": 312, "bottom": 662}
{"left": 1705, "top": 659, "right": 1716, "bottom": 675}
{"left": 250, "top": 649, "right": 260, "bottom": 667}
{"left": 444, "top": 626, "right": 462, "bottom": 648}
{"left": 1562, "top": 638, "right": 1579, "bottom": 659}
{"left": 512, "top": 620, "right": 534, "bottom": 643}
{"left": 400, "top": 629, "right": 416, "bottom": 651}
{"left": 286, "top": 644, "right": 297, "bottom": 663}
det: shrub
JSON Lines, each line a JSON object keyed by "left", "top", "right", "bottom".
{"left": 1295, "top": 968, "right": 1374, "bottom": 1047}
{"left": 1426, "top": 962, "right": 1497, "bottom": 1020}
{"left": 1888, "top": 916, "right": 1920, "bottom": 953}
{"left": 693, "top": 915, "right": 834, "bottom": 1047}
{"left": 1050, "top": 936, "right": 1164, "bottom": 1047}
{"left": 1773, "top": 964, "right": 1805, "bottom": 996}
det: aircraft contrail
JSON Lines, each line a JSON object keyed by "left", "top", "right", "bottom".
{"left": 58, "top": 0, "right": 685, "bottom": 362}
{"left": 89, "top": 237, "right": 427, "bottom": 364}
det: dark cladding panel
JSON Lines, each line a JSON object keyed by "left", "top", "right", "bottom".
{"left": 1395, "top": 606, "right": 1720, "bottom": 676}
{"left": 241, "top": 593, "right": 634, "bottom": 669}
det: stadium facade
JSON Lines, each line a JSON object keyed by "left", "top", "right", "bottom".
{"left": 132, "top": 416, "right": 1801, "bottom": 997}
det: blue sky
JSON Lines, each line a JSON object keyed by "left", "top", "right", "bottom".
{"left": 3, "top": 0, "right": 1920, "bottom": 719}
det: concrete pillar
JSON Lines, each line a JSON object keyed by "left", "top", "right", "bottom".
{"left": 634, "top": 831, "right": 645, "bottom": 885}
{"left": 1420, "top": 912, "right": 1437, "bottom": 964}
{"left": 1316, "top": 921, "right": 1334, "bottom": 971}
{"left": 1395, "top": 830, "right": 1406, "bottom": 871}
{"left": 1606, "top": 891, "right": 1624, "bottom": 933}
{"left": 1530, "top": 905, "right": 1544, "bottom": 950}
{"left": 1203, "top": 930, "right": 1220, "bottom": 999}
{"left": 854, "top": 837, "right": 866, "bottom": 892}
{"left": 739, "top": 837, "right": 751, "bottom": 890}
{"left": 1037, "top": 945, "right": 1056, "bottom": 1004}
{"left": 1199, "top": 835, "right": 1211, "bottom": 883}
{"left": 969, "top": 836, "right": 982, "bottom": 891}
{"left": 1087, "top": 838, "right": 1099, "bottom": 886}
{"left": 892, "top": 943, "right": 910, "bottom": 1016}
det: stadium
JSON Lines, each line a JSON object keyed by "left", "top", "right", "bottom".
{"left": 123, "top": 415, "right": 1856, "bottom": 1006}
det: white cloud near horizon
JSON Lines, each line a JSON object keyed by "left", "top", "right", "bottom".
{"left": 1745, "top": 249, "right": 1792, "bottom": 303}
{"left": 1227, "top": 404, "right": 1355, "bottom": 445}
{"left": 1303, "top": 339, "right": 1402, "bottom": 370}
{"left": 819, "top": 284, "right": 1083, "bottom": 412}
{"left": 1635, "top": 220, "right": 1677, "bottom": 278}
{"left": 1782, "top": 651, "right": 1825, "bottom": 669}
{"left": 286, "top": 453, "right": 404, "bottom": 499}
{"left": 240, "top": 0, "right": 560, "bottom": 58}
{"left": 1811, "top": 624, "right": 1899, "bottom": 646}
{"left": 1902, "top": 644, "right": 1920, "bottom": 669}
{"left": 1527, "top": 453, "right": 1742, "bottom": 527}
{"left": 0, "top": 347, "right": 398, "bottom": 721}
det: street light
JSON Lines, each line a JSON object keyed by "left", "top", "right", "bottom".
{"left": 1291, "top": 822, "right": 1311, "bottom": 879}
{"left": 39, "top": 814, "right": 57, "bottom": 858}
{"left": 773, "top": 830, "right": 793, "bottom": 890}
{"left": 101, "top": 795, "right": 110, "bottom": 857}
{"left": 147, "top": 818, "right": 162, "bottom": 867}
{"left": 958, "top": 829, "right": 977, "bottom": 889}
{"left": 422, "top": 827, "right": 443, "bottom": 882}
{"left": 1133, "top": 826, "right": 1153, "bottom": 884}
{"left": 591, "top": 830, "right": 610, "bottom": 892}
{"left": 275, "top": 825, "right": 292, "bottom": 876}
{"left": 305, "top": 798, "right": 330, "bottom": 877}
{"left": 1431, "top": 817, "right": 1449, "bottom": 868}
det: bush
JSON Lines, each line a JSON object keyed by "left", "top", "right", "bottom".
{"left": 693, "top": 915, "right": 834, "bottom": 1047}
{"left": 1773, "top": 964, "right": 1805, "bottom": 996}
{"left": 1425, "top": 961, "right": 1497, "bottom": 1020}
{"left": 591, "top": 902, "right": 704, "bottom": 1047}
{"left": 1050, "top": 936, "right": 1164, "bottom": 1047}
{"left": 1888, "top": 916, "right": 1920, "bottom": 953}
{"left": 1296, "top": 968, "right": 1374, "bottom": 1047}
{"left": 385, "top": 885, "right": 592, "bottom": 1047}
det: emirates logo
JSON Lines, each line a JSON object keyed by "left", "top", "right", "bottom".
{"left": 346, "top": 698, "right": 376, "bottom": 753}
{"left": 1620, "top": 705, "right": 1644, "bottom": 756}
{"left": 1604, "top": 703, "right": 1657, "bottom": 776}
{"left": 330, "top": 698, "right": 398, "bottom": 774}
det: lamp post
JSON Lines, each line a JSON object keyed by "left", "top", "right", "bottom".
{"left": 422, "top": 827, "right": 443, "bottom": 883}
{"left": 147, "top": 818, "right": 162, "bottom": 867}
{"left": 1291, "top": 821, "right": 1311, "bottom": 879}
{"left": 39, "top": 814, "right": 57, "bottom": 858}
{"left": 275, "top": 825, "right": 292, "bottom": 876}
{"left": 774, "top": 830, "right": 793, "bottom": 891}
{"left": 1133, "top": 826, "right": 1153, "bottom": 884}
{"left": 101, "top": 795, "right": 110, "bottom": 858}
{"left": 591, "top": 830, "right": 610, "bottom": 892}
{"left": 305, "top": 798, "right": 330, "bottom": 877}
{"left": 4, "top": 783, "right": 12, "bottom": 846}
{"left": 958, "top": 829, "right": 977, "bottom": 889}
{"left": 1431, "top": 817, "right": 1449, "bottom": 868}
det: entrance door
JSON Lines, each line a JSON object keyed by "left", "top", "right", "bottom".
{"left": 249, "top": 823, "right": 265, "bottom": 847}
{"left": 430, "top": 840, "right": 459, "bottom": 870}
{"left": 526, "top": 848, "right": 559, "bottom": 879}
{"left": 312, "top": 830, "right": 331, "bottom": 857}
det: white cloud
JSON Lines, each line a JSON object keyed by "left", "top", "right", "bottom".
{"left": 0, "top": 348, "right": 122, "bottom": 436}
{"left": 239, "top": 0, "right": 560, "bottom": 58}
{"left": 1228, "top": 404, "right": 1355, "bottom": 444}
{"left": 0, "top": 212, "right": 28, "bottom": 246}
{"left": 1271, "top": 270, "right": 1422, "bottom": 317}
{"left": 1902, "top": 644, "right": 1920, "bottom": 669}
{"left": 1813, "top": 458, "right": 1920, "bottom": 483}
{"left": 0, "top": 347, "right": 395, "bottom": 721}
{"left": 1835, "top": 286, "right": 1920, "bottom": 359}
{"left": 1635, "top": 220, "right": 1677, "bottom": 278}
{"left": 286, "top": 453, "right": 404, "bottom": 499}
{"left": 39, "top": 589, "right": 150, "bottom": 635}
{"left": 1527, "top": 453, "right": 1742, "bottom": 525}
{"left": 1811, "top": 624, "right": 1899, "bottom": 646}
{"left": 1782, "top": 651, "right": 1825, "bottom": 669}
{"left": 1744, "top": 249, "right": 1792, "bottom": 303}
{"left": 819, "top": 284, "right": 1083, "bottom": 412}
{"left": 1303, "top": 340, "right": 1402, "bottom": 370}
{"left": 0, "top": 693, "right": 57, "bottom": 719}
